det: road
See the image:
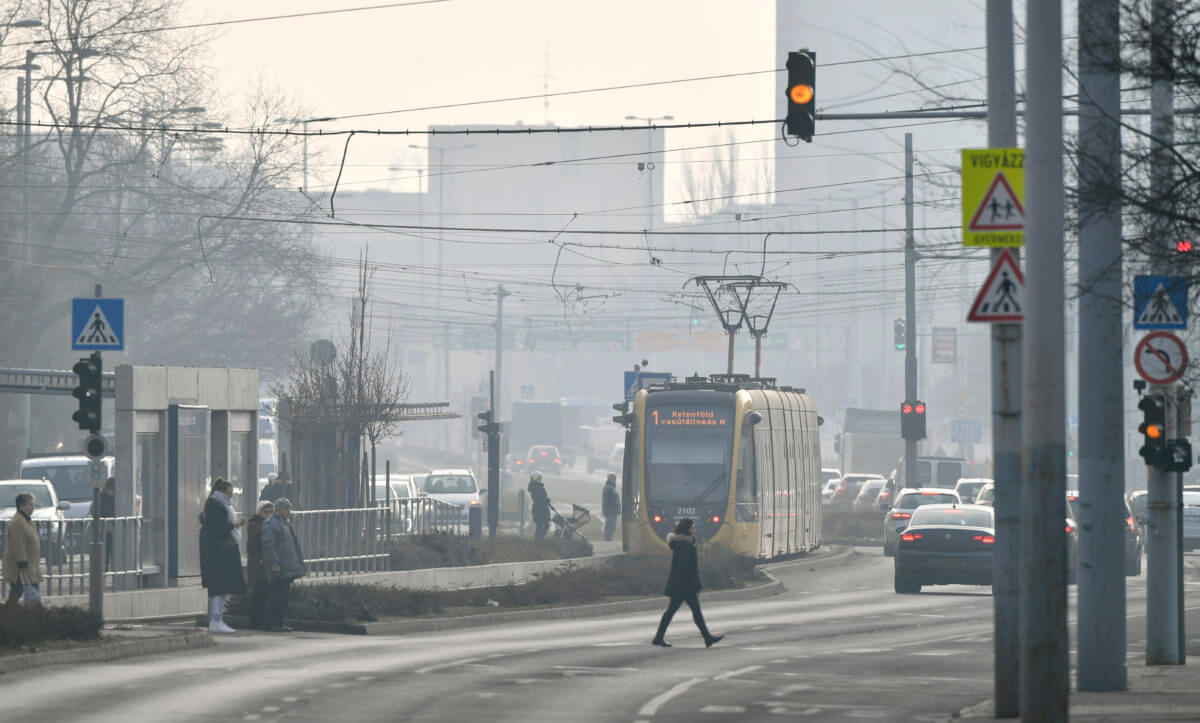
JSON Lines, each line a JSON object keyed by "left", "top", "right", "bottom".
{"left": 5, "top": 550, "right": 1198, "bottom": 722}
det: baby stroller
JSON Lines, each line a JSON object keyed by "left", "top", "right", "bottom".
{"left": 550, "top": 502, "right": 591, "bottom": 541}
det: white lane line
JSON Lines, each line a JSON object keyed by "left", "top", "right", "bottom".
{"left": 261, "top": 706, "right": 280, "bottom": 713}
{"left": 552, "top": 665, "right": 640, "bottom": 672}
{"left": 281, "top": 697, "right": 298, "bottom": 703}
{"left": 714, "top": 665, "right": 763, "bottom": 681}
{"left": 416, "top": 656, "right": 482, "bottom": 675}
{"left": 638, "top": 677, "right": 705, "bottom": 717}
{"left": 700, "top": 705, "right": 746, "bottom": 713}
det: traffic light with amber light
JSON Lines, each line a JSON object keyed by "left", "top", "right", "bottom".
{"left": 901, "top": 400, "right": 926, "bottom": 441}
{"left": 71, "top": 353, "right": 102, "bottom": 434}
{"left": 785, "top": 50, "right": 816, "bottom": 141}
{"left": 1137, "top": 394, "right": 1167, "bottom": 466}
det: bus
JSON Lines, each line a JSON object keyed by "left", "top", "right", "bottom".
{"left": 622, "top": 376, "right": 823, "bottom": 558}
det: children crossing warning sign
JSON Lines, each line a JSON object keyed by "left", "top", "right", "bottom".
{"left": 967, "top": 249, "right": 1024, "bottom": 323}
{"left": 962, "top": 148, "right": 1024, "bottom": 248}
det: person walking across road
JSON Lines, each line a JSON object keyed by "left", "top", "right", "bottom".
{"left": 652, "top": 518, "right": 723, "bottom": 648}
{"left": 602, "top": 473, "right": 621, "bottom": 542}
{"left": 528, "top": 472, "right": 551, "bottom": 540}
{"left": 246, "top": 499, "right": 274, "bottom": 630}
{"left": 261, "top": 498, "right": 307, "bottom": 632}
{"left": 201, "top": 478, "right": 247, "bottom": 634}
{"left": 4, "top": 492, "right": 41, "bottom": 604}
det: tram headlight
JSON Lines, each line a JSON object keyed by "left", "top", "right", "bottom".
{"left": 711, "top": 515, "right": 720, "bottom": 524}
{"left": 652, "top": 514, "right": 663, "bottom": 523}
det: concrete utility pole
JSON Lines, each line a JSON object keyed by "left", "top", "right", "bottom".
{"left": 1076, "top": 0, "right": 1127, "bottom": 691}
{"left": 985, "top": 0, "right": 1023, "bottom": 715}
{"left": 903, "top": 134, "right": 918, "bottom": 488}
{"left": 493, "top": 284, "right": 509, "bottom": 426}
{"left": 1021, "top": 0, "right": 1069, "bottom": 718}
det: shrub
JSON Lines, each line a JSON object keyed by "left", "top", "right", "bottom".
{"left": 823, "top": 510, "right": 884, "bottom": 541}
{"left": 0, "top": 603, "right": 103, "bottom": 650}
{"left": 388, "top": 533, "right": 592, "bottom": 570}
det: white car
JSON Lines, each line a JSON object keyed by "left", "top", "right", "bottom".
{"left": 1185, "top": 486, "right": 1200, "bottom": 551}
{"left": 0, "top": 479, "right": 72, "bottom": 563}
{"left": 19, "top": 455, "right": 115, "bottom": 520}
{"left": 421, "top": 468, "right": 482, "bottom": 520}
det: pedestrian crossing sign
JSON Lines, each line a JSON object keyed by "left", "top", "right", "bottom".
{"left": 72, "top": 297, "right": 125, "bottom": 350}
{"left": 1133, "top": 275, "right": 1188, "bottom": 330}
{"left": 967, "top": 250, "right": 1023, "bottom": 323}
{"left": 962, "top": 148, "right": 1024, "bottom": 247}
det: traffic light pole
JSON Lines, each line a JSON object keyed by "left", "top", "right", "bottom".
{"left": 986, "top": 1, "right": 1023, "bottom": 714}
{"left": 478, "top": 370, "right": 501, "bottom": 539}
{"left": 89, "top": 285, "right": 104, "bottom": 621}
{"left": 1146, "top": 385, "right": 1182, "bottom": 663}
{"left": 902, "top": 134, "right": 917, "bottom": 489}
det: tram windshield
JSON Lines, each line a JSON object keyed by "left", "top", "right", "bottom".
{"left": 645, "top": 402, "right": 734, "bottom": 503}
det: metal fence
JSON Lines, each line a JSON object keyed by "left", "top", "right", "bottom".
{"left": 290, "top": 507, "right": 392, "bottom": 576}
{"left": 377, "top": 496, "right": 465, "bottom": 537}
{"left": 0, "top": 517, "right": 142, "bottom": 597}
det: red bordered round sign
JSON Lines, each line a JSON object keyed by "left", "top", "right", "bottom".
{"left": 1134, "top": 331, "right": 1188, "bottom": 385}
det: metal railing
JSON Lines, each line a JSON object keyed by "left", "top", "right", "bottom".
{"left": 0, "top": 517, "right": 142, "bottom": 596}
{"left": 377, "top": 496, "right": 464, "bottom": 537}
{"left": 290, "top": 507, "right": 391, "bottom": 577}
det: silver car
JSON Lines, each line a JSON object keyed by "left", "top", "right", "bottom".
{"left": 882, "top": 488, "right": 962, "bottom": 556}
{"left": 1185, "top": 487, "right": 1200, "bottom": 551}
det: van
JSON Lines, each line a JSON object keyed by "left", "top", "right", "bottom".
{"left": 19, "top": 455, "right": 117, "bottom": 519}
{"left": 894, "top": 456, "right": 967, "bottom": 491}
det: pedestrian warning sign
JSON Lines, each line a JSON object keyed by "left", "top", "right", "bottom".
{"left": 962, "top": 148, "right": 1024, "bottom": 248}
{"left": 1133, "top": 275, "right": 1188, "bottom": 331}
{"left": 967, "top": 249, "right": 1023, "bottom": 323}
{"left": 71, "top": 298, "right": 124, "bottom": 351}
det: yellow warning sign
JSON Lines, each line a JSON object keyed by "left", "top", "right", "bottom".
{"left": 962, "top": 148, "right": 1024, "bottom": 247}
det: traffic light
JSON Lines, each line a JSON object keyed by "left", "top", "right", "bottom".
{"left": 901, "top": 400, "right": 926, "bottom": 441}
{"left": 893, "top": 319, "right": 906, "bottom": 351}
{"left": 476, "top": 409, "right": 498, "bottom": 435}
{"left": 71, "top": 353, "right": 102, "bottom": 434}
{"left": 785, "top": 50, "right": 816, "bottom": 141}
{"left": 1138, "top": 394, "right": 1167, "bottom": 466}
{"left": 1177, "top": 239, "right": 1193, "bottom": 253}
{"left": 1166, "top": 439, "right": 1193, "bottom": 472}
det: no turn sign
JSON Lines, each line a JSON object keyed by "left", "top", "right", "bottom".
{"left": 1134, "top": 331, "right": 1189, "bottom": 385}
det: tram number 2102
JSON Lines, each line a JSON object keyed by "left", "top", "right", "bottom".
{"left": 675, "top": 507, "right": 697, "bottom": 516}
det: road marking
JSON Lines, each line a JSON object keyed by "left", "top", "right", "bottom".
{"left": 261, "top": 706, "right": 280, "bottom": 713}
{"left": 770, "top": 658, "right": 787, "bottom": 664}
{"left": 638, "top": 677, "right": 705, "bottom": 716}
{"left": 593, "top": 642, "right": 637, "bottom": 647}
{"left": 714, "top": 665, "right": 762, "bottom": 681}
{"left": 416, "top": 656, "right": 482, "bottom": 675}
{"left": 281, "top": 697, "right": 298, "bottom": 703}
{"left": 841, "top": 648, "right": 892, "bottom": 654}
{"left": 552, "top": 665, "right": 639, "bottom": 673}
{"left": 700, "top": 705, "right": 746, "bottom": 713}
{"left": 912, "top": 650, "right": 955, "bottom": 656}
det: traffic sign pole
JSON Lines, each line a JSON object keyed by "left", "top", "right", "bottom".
{"left": 1146, "top": 384, "right": 1182, "bottom": 664}
{"left": 88, "top": 284, "right": 104, "bottom": 623}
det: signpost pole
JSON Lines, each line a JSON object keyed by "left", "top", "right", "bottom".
{"left": 903, "top": 133, "right": 918, "bottom": 489}
{"left": 88, "top": 284, "right": 104, "bottom": 621}
{"left": 1146, "top": 384, "right": 1181, "bottom": 663}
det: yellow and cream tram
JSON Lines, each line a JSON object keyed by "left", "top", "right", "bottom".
{"left": 622, "top": 376, "right": 822, "bottom": 558}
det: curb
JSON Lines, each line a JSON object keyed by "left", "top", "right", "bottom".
{"left": 0, "top": 629, "right": 214, "bottom": 675}
{"left": 764, "top": 544, "right": 857, "bottom": 572}
{"left": 198, "top": 546, "right": 857, "bottom": 636}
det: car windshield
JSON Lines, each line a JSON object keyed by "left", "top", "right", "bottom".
{"left": 1066, "top": 498, "right": 1080, "bottom": 521}
{"left": 896, "top": 492, "right": 958, "bottom": 509}
{"left": 911, "top": 507, "right": 993, "bottom": 527}
{"left": 859, "top": 480, "right": 883, "bottom": 495}
{"left": 0, "top": 484, "right": 53, "bottom": 508}
{"left": 957, "top": 481, "right": 986, "bottom": 496}
{"left": 423, "top": 475, "right": 476, "bottom": 494}
{"left": 822, "top": 470, "right": 840, "bottom": 484}
{"left": 528, "top": 447, "right": 558, "bottom": 458}
{"left": 19, "top": 464, "right": 90, "bottom": 501}
{"left": 1130, "top": 493, "right": 1148, "bottom": 517}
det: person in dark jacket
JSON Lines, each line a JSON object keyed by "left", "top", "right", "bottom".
{"left": 245, "top": 499, "right": 275, "bottom": 630}
{"left": 201, "top": 478, "right": 247, "bottom": 634}
{"left": 259, "top": 473, "right": 283, "bottom": 503}
{"left": 602, "top": 474, "right": 621, "bottom": 542}
{"left": 261, "top": 498, "right": 307, "bottom": 632}
{"left": 528, "top": 472, "right": 551, "bottom": 540}
{"left": 98, "top": 477, "right": 116, "bottom": 571}
{"left": 652, "top": 518, "right": 723, "bottom": 648}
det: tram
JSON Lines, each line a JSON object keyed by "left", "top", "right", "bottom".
{"left": 619, "top": 375, "right": 823, "bottom": 558}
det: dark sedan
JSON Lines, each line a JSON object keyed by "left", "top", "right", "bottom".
{"left": 894, "top": 504, "right": 995, "bottom": 594}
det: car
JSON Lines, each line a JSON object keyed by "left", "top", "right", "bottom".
{"left": 954, "top": 477, "right": 992, "bottom": 504}
{"left": 883, "top": 488, "right": 962, "bottom": 556}
{"left": 1185, "top": 486, "right": 1200, "bottom": 551}
{"left": 853, "top": 478, "right": 886, "bottom": 514}
{"left": 19, "top": 455, "right": 115, "bottom": 520}
{"left": 0, "top": 479, "right": 71, "bottom": 564}
{"left": 974, "top": 482, "right": 995, "bottom": 506}
{"left": 894, "top": 504, "right": 995, "bottom": 594}
{"left": 524, "top": 445, "right": 563, "bottom": 475}
{"left": 1123, "top": 494, "right": 1144, "bottom": 576}
{"left": 875, "top": 475, "right": 898, "bottom": 511}
{"left": 821, "top": 467, "right": 842, "bottom": 488}
{"left": 895, "top": 455, "right": 967, "bottom": 490}
{"left": 821, "top": 478, "right": 840, "bottom": 506}
{"left": 829, "top": 474, "right": 883, "bottom": 512}
{"left": 1129, "top": 489, "right": 1148, "bottom": 526}
{"left": 421, "top": 468, "right": 483, "bottom": 521}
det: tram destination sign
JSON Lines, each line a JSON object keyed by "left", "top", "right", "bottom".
{"left": 649, "top": 405, "right": 731, "bottom": 428}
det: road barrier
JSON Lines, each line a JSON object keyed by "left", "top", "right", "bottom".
{"left": 378, "top": 496, "right": 464, "bottom": 537}
{"left": 0, "top": 517, "right": 142, "bottom": 597}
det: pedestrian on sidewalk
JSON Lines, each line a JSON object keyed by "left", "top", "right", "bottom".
{"left": 652, "top": 518, "right": 723, "bottom": 648}
{"left": 260, "top": 473, "right": 283, "bottom": 503}
{"left": 98, "top": 476, "right": 115, "bottom": 571}
{"left": 261, "top": 498, "right": 307, "bottom": 633}
{"left": 201, "top": 478, "right": 247, "bottom": 634}
{"left": 602, "top": 473, "right": 621, "bottom": 542}
{"left": 246, "top": 499, "right": 274, "bottom": 630}
{"left": 3, "top": 492, "right": 41, "bottom": 604}
{"left": 528, "top": 472, "right": 551, "bottom": 540}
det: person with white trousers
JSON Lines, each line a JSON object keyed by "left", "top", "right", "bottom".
{"left": 200, "top": 478, "right": 247, "bottom": 634}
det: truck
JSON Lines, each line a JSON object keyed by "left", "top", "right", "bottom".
{"left": 838, "top": 408, "right": 906, "bottom": 476}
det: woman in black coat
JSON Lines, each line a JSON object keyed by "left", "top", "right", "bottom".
{"left": 652, "top": 518, "right": 723, "bottom": 648}
{"left": 201, "top": 478, "right": 247, "bottom": 634}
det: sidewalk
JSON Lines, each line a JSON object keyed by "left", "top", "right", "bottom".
{"left": 0, "top": 624, "right": 212, "bottom": 674}
{"left": 957, "top": 645, "right": 1200, "bottom": 721}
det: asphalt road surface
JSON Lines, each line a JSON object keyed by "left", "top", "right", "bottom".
{"left": 5, "top": 550, "right": 1198, "bottom": 722}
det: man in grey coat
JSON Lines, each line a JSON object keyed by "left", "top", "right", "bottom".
{"left": 261, "top": 498, "right": 307, "bottom": 632}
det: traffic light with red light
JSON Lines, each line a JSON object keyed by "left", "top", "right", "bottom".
{"left": 785, "top": 50, "right": 816, "bottom": 141}
{"left": 1177, "top": 239, "right": 1193, "bottom": 253}
{"left": 1137, "top": 394, "right": 1167, "bottom": 466}
{"left": 901, "top": 400, "right": 926, "bottom": 441}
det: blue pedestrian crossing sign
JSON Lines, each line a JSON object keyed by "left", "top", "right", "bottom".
{"left": 624, "top": 371, "right": 672, "bottom": 401}
{"left": 72, "top": 298, "right": 124, "bottom": 350}
{"left": 1133, "top": 276, "right": 1187, "bottom": 330}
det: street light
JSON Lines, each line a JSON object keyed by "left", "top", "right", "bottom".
{"left": 624, "top": 114, "right": 673, "bottom": 232}
{"left": 275, "top": 115, "right": 337, "bottom": 192}
{"left": 408, "top": 141, "right": 478, "bottom": 447}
